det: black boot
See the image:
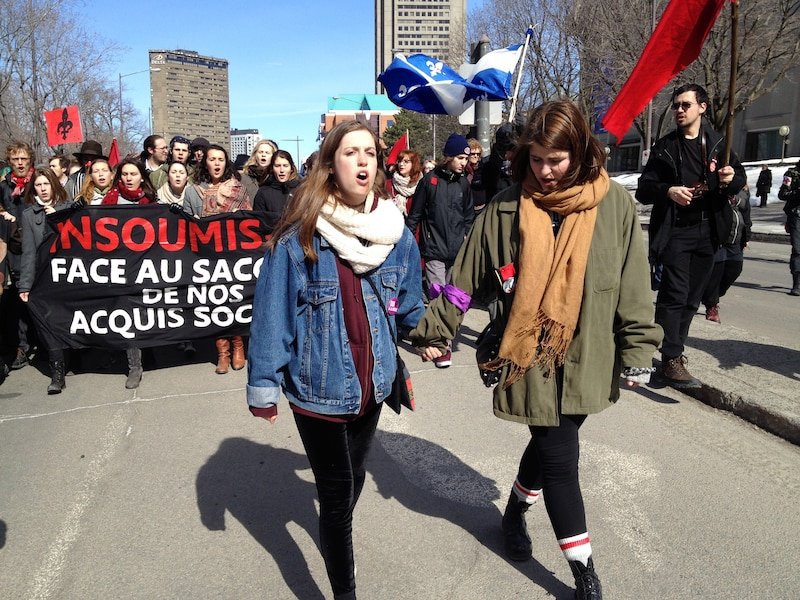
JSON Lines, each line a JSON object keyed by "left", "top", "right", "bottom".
{"left": 790, "top": 273, "right": 800, "bottom": 296}
{"left": 501, "top": 492, "right": 532, "bottom": 561}
{"left": 47, "top": 360, "right": 66, "bottom": 394}
{"left": 125, "top": 348, "right": 143, "bottom": 389}
{"left": 569, "top": 557, "right": 602, "bottom": 600}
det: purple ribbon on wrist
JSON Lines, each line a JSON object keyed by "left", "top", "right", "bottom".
{"left": 429, "top": 283, "right": 472, "bottom": 312}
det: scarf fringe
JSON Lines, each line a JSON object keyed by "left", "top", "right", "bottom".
{"left": 482, "top": 311, "right": 574, "bottom": 389}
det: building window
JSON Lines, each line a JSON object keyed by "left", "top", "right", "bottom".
{"left": 744, "top": 129, "right": 783, "bottom": 161}
{"left": 609, "top": 144, "right": 640, "bottom": 173}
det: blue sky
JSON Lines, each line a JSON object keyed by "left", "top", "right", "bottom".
{"left": 85, "top": 0, "right": 379, "bottom": 163}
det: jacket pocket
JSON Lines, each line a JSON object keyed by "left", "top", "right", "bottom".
{"left": 305, "top": 283, "right": 338, "bottom": 333}
{"left": 590, "top": 247, "right": 621, "bottom": 293}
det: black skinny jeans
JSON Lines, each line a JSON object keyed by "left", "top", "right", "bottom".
{"left": 516, "top": 412, "right": 588, "bottom": 540}
{"left": 293, "top": 404, "right": 382, "bottom": 600}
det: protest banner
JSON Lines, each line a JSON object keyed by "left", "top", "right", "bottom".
{"left": 27, "top": 205, "right": 270, "bottom": 350}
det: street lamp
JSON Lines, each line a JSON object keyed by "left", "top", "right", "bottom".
{"left": 281, "top": 137, "right": 304, "bottom": 167}
{"left": 118, "top": 68, "right": 160, "bottom": 144}
{"left": 779, "top": 125, "right": 790, "bottom": 163}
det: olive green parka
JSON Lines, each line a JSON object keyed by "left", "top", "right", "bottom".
{"left": 409, "top": 180, "right": 663, "bottom": 426}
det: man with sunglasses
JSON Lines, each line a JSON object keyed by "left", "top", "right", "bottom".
{"left": 636, "top": 83, "right": 745, "bottom": 388}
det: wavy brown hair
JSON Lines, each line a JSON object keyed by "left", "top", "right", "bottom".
{"left": 269, "top": 121, "right": 385, "bottom": 261}
{"left": 23, "top": 168, "right": 67, "bottom": 206}
{"left": 511, "top": 100, "right": 606, "bottom": 189}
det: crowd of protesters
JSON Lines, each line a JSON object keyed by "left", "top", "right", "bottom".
{"left": 0, "top": 134, "right": 302, "bottom": 391}
{"left": 1, "top": 97, "right": 798, "bottom": 600}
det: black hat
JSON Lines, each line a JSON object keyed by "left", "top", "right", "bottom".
{"left": 190, "top": 137, "right": 210, "bottom": 150}
{"left": 73, "top": 140, "right": 105, "bottom": 161}
{"left": 233, "top": 154, "right": 248, "bottom": 170}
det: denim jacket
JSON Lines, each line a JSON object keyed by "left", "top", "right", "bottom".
{"left": 246, "top": 225, "right": 425, "bottom": 415}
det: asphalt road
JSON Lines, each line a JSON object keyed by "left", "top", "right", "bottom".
{"left": 1, "top": 300, "right": 798, "bottom": 599}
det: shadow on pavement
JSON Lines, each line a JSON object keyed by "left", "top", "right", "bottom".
{"left": 633, "top": 384, "right": 680, "bottom": 404}
{"left": 0, "top": 518, "right": 6, "bottom": 549}
{"left": 688, "top": 338, "right": 800, "bottom": 381}
{"left": 370, "top": 431, "right": 575, "bottom": 599}
{"left": 196, "top": 438, "right": 325, "bottom": 600}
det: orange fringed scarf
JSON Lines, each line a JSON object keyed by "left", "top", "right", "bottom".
{"left": 481, "top": 170, "right": 610, "bottom": 388}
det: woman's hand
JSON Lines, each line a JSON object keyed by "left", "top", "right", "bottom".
{"left": 1, "top": 211, "right": 15, "bottom": 222}
{"left": 19, "top": 291, "right": 29, "bottom": 303}
{"left": 419, "top": 346, "right": 443, "bottom": 361}
{"left": 44, "top": 206, "right": 55, "bottom": 215}
{"left": 622, "top": 378, "right": 639, "bottom": 389}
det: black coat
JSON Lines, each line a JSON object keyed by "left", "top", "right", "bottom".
{"left": 756, "top": 169, "right": 772, "bottom": 195}
{"left": 405, "top": 167, "right": 474, "bottom": 262}
{"left": 636, "top": 126, "right": 746, "bottom": 258}
{"left": 253, "top": 177, "right": 299, "bottom": 232}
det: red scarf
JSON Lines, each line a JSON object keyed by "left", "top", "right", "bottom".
{"left": 101, "top": 181, "right": 154, "bottom": 205}
{"left": 11, "top": 168, "right": 33, "bottom": 197}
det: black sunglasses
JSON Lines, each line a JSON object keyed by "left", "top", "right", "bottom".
{"left": 671, "top": 101, "right": 695, "bottom": 111}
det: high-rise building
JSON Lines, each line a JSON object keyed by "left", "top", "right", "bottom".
{"left": 230, "top": 129, "right": 261, "bottom": 158}
{"left": 149, "top": 49, "right": 231, "bottom": 150}
{"left": 375, "top": 0, "right": 467, "bottom": 92}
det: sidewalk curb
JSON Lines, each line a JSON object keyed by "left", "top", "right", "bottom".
{"left": 664, "top": 381, "right": 800, "bottom": 446}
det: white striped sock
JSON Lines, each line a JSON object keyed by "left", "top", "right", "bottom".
{"left": 558, "top": 532, "right": 592, "bottom": 565}
{"left": 512, "top": 479, "right": 542, "bottom": 505}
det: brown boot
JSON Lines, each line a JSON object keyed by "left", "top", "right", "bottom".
{"left": 661, "top": 354, "right": 700, "bottom": 388}
{"left": 215, "top": 338, "right": 230, "bottom": 374}
{"left": 231, "top": 336, "right": 246, "bottom": 370}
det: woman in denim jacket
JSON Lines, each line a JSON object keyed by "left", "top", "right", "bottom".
{"left": 247, "top": 121, "right": 427, "bottom": 600}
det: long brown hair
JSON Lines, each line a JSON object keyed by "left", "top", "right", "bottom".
{"left": 511, "top": 100, "right": 606, "bottom": 189}
{"left": 269, "top": 121, "right": 385, "bottom": 261}
{"left": 23, "top": 168, "right": 67, "bottom": 206}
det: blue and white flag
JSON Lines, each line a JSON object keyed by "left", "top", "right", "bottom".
{"left": 378, "top": 53, "right": 480, "bottom": 115}
{"left": 459, "top": 44, "right": 524, "bottom": 101}
{"left": 378, "top": 45, "right": 524, "bottom": 116}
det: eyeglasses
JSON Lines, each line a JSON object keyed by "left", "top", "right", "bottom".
{"left": 398, "top": 159, "right": 412, "bottom": 164}
{"left": 671, "top": 101, "right": 695, "bottom": 111}
{"left": 470, "top": 152, "right": 482, "bottom": 156}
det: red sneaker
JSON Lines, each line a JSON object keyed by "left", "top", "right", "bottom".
{"left": 433, "top": 350, "right": 452, "bottom": 368}
{"left": 705, "top": 304, "right": 720, "bottom": 323}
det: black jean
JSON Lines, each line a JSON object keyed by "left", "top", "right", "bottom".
{"left": 293, "top": 404, "right": 382, "bottom": 600}
{"left": 516, "top": 413, "right": 588, "bottom": 540}
{"left": 702, "top": 258, "right": 743, "bottom": 307}
{"left": 655, "top": 221, "right": 715, "bottom": 358}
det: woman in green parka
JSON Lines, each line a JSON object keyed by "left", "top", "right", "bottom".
{"left": 410, "top": 100, "right": 662, "bottom": 600}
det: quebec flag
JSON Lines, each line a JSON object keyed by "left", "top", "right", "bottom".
{"left": 378, "top": 44, "right": 523, "bottom": 116}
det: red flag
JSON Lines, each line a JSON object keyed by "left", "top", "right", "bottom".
{"left": 44, "top": 105, "right": 84, "bottom": 146}
{"left": 386, "top": 131, "right": 409, "bottom": 165}
{"left": 108, "top": 138, "right": 120, "bottom": 168}
{"left": 601, "top": 0, "right": 728, "bottom": 142}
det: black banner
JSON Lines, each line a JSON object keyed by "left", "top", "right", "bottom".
{"left": 27, "top": 205, "right": 270, "bottom": 350}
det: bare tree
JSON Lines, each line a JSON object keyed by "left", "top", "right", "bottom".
{"left": 0, "top": 0, "right": 144, "bottom": 160}
{"left": 472, "top": 0, "right": 800, "bottom": 139}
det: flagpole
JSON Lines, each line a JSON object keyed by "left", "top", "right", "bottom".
{"left": 507, "top": 26, "right": 533, "bottom": 124}
{"left": 723, "top": 0, "right": 739, "bottom": 165}
{"left": 405, "top": 129, "right": 410, "bottom": 150}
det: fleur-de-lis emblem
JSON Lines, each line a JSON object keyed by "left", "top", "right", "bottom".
{"left": 426, "top": 60, "right": 443, "bottom": 76}
{"left": 56, "top": 108, "right": 73, "bottom": 140}
{"left": 398, "top": 85, "right": 408, "bottom": 98}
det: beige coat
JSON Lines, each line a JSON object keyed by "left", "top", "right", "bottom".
{"left": 409, "top": 180, "right": 663, "bottom": 426}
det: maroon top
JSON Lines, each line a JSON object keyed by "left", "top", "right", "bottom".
{"left": 250, "top": 255, "right": 375, "bottom": 423}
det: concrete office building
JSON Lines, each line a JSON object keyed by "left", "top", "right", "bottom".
{"left": 149, "top": 49, "right": 231, "bottom": 150}
{"left": 375, "top": 0, "right": 467, "bottom": 92}
{"left": 231, "top": 129, "right": 261, "bottom": 158}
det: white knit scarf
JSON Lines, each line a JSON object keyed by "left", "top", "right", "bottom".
{"left": 157, "top": 182, "right": 185, "bottom": 205}
{"left": 315, "top": 192, "right": 405, "bottom": 274}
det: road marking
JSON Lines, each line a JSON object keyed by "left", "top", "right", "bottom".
{"left": 0, "top": 388, "right": 245, "bottom": 424}
{"left": 26, "top": 410, "right": 127, "bottom": 600}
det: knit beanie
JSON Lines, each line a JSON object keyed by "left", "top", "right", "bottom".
{"left": 442, "top": 133, "right": 470, "bottom": 158}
